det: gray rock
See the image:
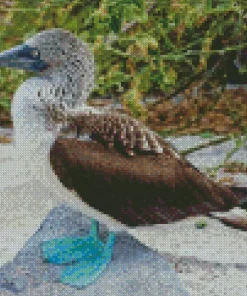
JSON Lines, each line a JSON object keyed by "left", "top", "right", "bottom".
{"left": 0, "top": 205, "right": 188, "bottom": 296}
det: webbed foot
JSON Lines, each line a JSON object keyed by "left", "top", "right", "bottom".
{"left": 60, "top": 232, "right": 116, "bottom": 287}
{"left": 41, "top": 219, "right": 116, "bottom": 287}
{"left": 41, "top": 219, "right": 103, "bottom": 264}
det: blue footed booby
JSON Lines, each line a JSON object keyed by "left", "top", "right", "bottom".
{"left": 0, "top": 28, "right": 245, "bottom": 288}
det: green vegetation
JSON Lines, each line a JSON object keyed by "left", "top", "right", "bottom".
{"left": 205, "top": 133, "right": 247, "bottom": 177}
{"left": 195, "top": 219, "right": 208, "bottom": 229}
{"left": 0, "top": 0, "right": 246, "bottom": 120}
{"left": 200, "top": 131, "right": 215, "bottom": 138}
{"left": 0, "top": 0, "right": 247, "bottom": 128}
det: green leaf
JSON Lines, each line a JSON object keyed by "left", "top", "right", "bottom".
{"left": 200, "top": 132, "right": 215, "bottom": 138}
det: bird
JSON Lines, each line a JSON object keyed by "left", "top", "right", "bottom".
{"left": 0, "top": 28, "right": 245, "bottom": 288}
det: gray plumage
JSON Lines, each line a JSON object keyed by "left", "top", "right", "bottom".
{"left": 23, "top": 28, "right": 163, "bottom": 155}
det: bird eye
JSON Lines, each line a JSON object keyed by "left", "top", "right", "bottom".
{"left": 31, "top": 49, "right": 40, "bottom": 58}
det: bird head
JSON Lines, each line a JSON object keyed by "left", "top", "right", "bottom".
{"left": 0, "top": 28, "right": 94, "bottom": 74}
{"left": 0, "top": 28, "right": 95, "bottom": 101}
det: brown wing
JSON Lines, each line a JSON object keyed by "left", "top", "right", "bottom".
{"left": 66, "top": 112, "right": 164, "bottom": 156}
{"left": 50, "top": 138, "right": 243, "bottom": 227}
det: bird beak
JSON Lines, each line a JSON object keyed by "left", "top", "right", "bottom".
{"left": 0, "top": 44, "right": 49, "bottom": 72}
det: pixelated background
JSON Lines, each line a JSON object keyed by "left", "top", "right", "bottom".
{"left": 0, "top": 1, "right": 247, "bottom": 295}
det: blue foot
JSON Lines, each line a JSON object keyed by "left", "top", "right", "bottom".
{"left": 41, "top": 219, "right": 103, "bottom": 264}
{"left": 60, "top": 232, "right": 116, "bottom": 288}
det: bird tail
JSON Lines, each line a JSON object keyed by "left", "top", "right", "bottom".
{"left": 209, "top": 186, "right": 247, "bottom": 230}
